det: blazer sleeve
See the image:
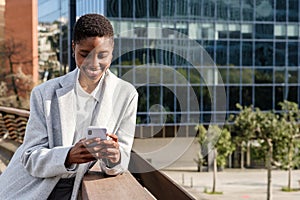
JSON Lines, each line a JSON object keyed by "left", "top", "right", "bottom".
{"left": 100, "top": 90, "right": 138, "bottom": 175}
{"left": 20, "top": 87, "right": 75, "bottom": 178}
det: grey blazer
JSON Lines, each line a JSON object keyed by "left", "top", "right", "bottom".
{"left": 0, "top": 68, "right": 138, "bottom": 200}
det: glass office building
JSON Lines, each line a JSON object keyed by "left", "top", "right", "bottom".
{"left": 38, "top": 0, "right": 300, "bottom": 130}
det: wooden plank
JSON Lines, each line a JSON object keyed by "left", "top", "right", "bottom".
{"left": 129, "top": 151, "right": 196, "bottom": 200}
{"left": 0, "top": 106, "right": 30, "bottom": 118}
{"left": 0, "top": 139, "right": 20, "bottom": 170}
{"left": 0, "top": 139, "right": 20, "bottom": 153}
{"left": 82, "top": 166, "right": 155, "bottom": 200}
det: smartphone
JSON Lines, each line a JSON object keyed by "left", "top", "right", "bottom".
{"left": 86, "top": 126, "right": 107, "bottom": 140}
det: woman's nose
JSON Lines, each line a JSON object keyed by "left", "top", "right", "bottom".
{"left": 85, "top": 54, "right": 100, "bottom": 68}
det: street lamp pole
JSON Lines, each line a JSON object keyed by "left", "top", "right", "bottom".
{"left": 69, "top": 0, "right": 76, "bottom": 72}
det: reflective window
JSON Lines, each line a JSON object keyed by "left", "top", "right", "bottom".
{"left": 241, "top": 68, "right": 253, "bottom": 84}
{"left": 276, "top": 0, "right": 286, "bottom": 22}
{"left": 289, "top": 0, "right": 299, "bottom": 22}
{"left": 216, "top": 41, "right": 227, "bottom": 65}
{"left": 229, "top": 41, "right": 240, "bottom": 66}
{"left": 275, "top": 42, "right": 286, "bottom": 66}
{"left": 228, "top": 24, "right": 241, "bottom": 39}
{"left": 242, "top": 0, "right": 254, "bottom": 21}
{"left": 203, "top": 0, "right": 215, "bottom": 18}
{"left": 201, "top": 23, "right": 215, "bottom": 40}
{"left": 275, "top": 68, "right": 285, "bottom": 84}
{"left": 255, "top": 0, "right": 274, "bottom": 21}
{"left": 255, "top": 42, "right": 274, "bottom": 66}
{"left": 242, "top": 42, "right": 253, "bottom": 66}
{"left": 255, "top": 68, "right": 273, "bottom": 84}
{"left": 288, "top": 42, "right": 298, "bottom": 66}
{"left": 228, "top": 1, "right": 241, "bottom": 21}
{"left": 287, "top": 25, "right": 298, "bottom": 39}
{"left": 241, "top": 24, "right": 253, "bottom": 38}
{"left": 190, "top": 0, "right": 201, "bottom": 18}
{"left": 255, "top": 86, "right": 273, "bottom": 109}
{"left": 288, "top": 69, "right": 298, "bottom": 84}
{"left": 255, "top": 24, "right": 274, "bottom": 39}
{"left": 287, "top": 86, "right": 298, "bottom": 102}
{"left": 228, "top": 86, "right": 240, "bottom": 110}
{"left": 274, "top": 24, "right": 286, "bottom": 39}
{"left": 216, "top": 0, "right": 228, "bottom": 20}
{"left": 242, "top": 86, "right": 253, "bottom": 105}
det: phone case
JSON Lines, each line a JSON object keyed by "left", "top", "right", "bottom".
{"left": 87, "top": 126, "right": 107, "bottom": 140}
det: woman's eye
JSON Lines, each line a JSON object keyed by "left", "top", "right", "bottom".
{"left": 98, "top": 53, "right": 107, "bottom": 59}
{"left": 80, "top": 54, "right": 88, "bottom": 58}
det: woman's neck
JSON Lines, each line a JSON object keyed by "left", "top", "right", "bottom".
{"left": 78, "top": 77, "right": 101, "bottom": 94}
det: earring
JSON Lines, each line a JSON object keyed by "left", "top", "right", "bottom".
{"left": 72, "top": 52, "right": 75, "bottom": 58}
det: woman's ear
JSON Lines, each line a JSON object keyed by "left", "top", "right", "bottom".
{"left": 72, "top": 41, "right": 75, "bottom": 57}
{"left": 72, "top": 41, "right": 75, "bottom": 51}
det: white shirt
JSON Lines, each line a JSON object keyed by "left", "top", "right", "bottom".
{"left": 73, "top": 69, "right": 104, "bottom": 143}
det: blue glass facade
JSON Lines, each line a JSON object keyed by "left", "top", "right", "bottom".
{"left": 38, "top": 0, "right": 300, "bottom": 127}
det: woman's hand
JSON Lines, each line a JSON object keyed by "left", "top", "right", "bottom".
{"left": 65, "top": 134, "right": 120, "bottom": 167}
{"left": 64, "top": 138, "right": 96, "bottom": 167}
{"left": 103, "top": 133, "right": 120, "bottom": 163}
{"left": 88, "top": 133, "right": 120, "bottom": 163}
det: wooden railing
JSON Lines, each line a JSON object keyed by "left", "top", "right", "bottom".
{"left": 0, "top": 106, "right": 29, "bottom": 171}
{"left": 0, "top": 106, "right": 195, "bottom": 199}
{"left": 129, "top": 152, "right": 195, "bottom": 199}
{"left": 0, "top": 106, "right": 29, "bottom": 144}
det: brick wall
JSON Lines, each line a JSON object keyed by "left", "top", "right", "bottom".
{"left": 4, "top": 0, "right": 38, "bottom": 84}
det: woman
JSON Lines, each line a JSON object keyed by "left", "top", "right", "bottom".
{"left": 0, "top": 14, "right": 138, "bottom": 200}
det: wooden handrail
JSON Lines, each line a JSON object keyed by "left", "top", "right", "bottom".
{"left": 82, "top": 164, "right": 155, "bottom": 200}
{"left": 129, "top": 151, "right": 196, "bottom": 200}
{"left": 0, "top": 106, "right": 30, "bottom": 118}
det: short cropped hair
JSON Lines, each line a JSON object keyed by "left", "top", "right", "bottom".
{"left": 73, "top": 14, "right": 114, "bottom": 43}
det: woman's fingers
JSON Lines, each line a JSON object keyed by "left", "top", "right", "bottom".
{"left": 107, "top": 133, "right": 118, "bottom": 142}
{"left": 67, "top": 140, "right": 97, "bottom": 164}
{"left": 101, "top": 148, "right": 120, "bottom": 163}
{"left": 67, "top": 136, "right": 120, "bottom": 164}
{"left": 86, "top": 139, "right": 120, "bottom": 162}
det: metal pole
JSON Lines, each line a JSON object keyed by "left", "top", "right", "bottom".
{"left": 69, "top": 0, "right": 76, "bottom": 71}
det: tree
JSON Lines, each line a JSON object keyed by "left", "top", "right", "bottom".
{"left": 276, "top": 101, "right": 300, "bottom": 190}
{"left": 195, "top": 124, "right": 235, "bottom": 194}
{"left": 254, "top": 110, "right": 280, "bottom": 200}
{"left": 231, "top": 103, "right": 292, "bottom": 200}
{"left": 229, "top": 104, "right": 257, "bottom": 168}
{"left": 194, "top": 124, "right": 207, "bottom": 172}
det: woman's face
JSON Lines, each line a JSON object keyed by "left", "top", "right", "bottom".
{"left": 73, "top": 36, "right": 113, "bottom": 83}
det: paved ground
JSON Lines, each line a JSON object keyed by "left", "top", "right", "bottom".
{"left": 134, "top": 138, "right": 300, "bottom": 199}
{"left": 161, "top": 169, "right": 300, "bottom": 200}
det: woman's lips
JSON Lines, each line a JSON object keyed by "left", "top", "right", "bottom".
{"left": 82, "top": 66, "right": 104, "bottom": 78}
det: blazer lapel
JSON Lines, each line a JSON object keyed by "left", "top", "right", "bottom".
{"left": 56, "top": 69, "right": 78, "bottom": 146}
{"left": 93, "top": 71, "right": 117, "bottom": 132}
